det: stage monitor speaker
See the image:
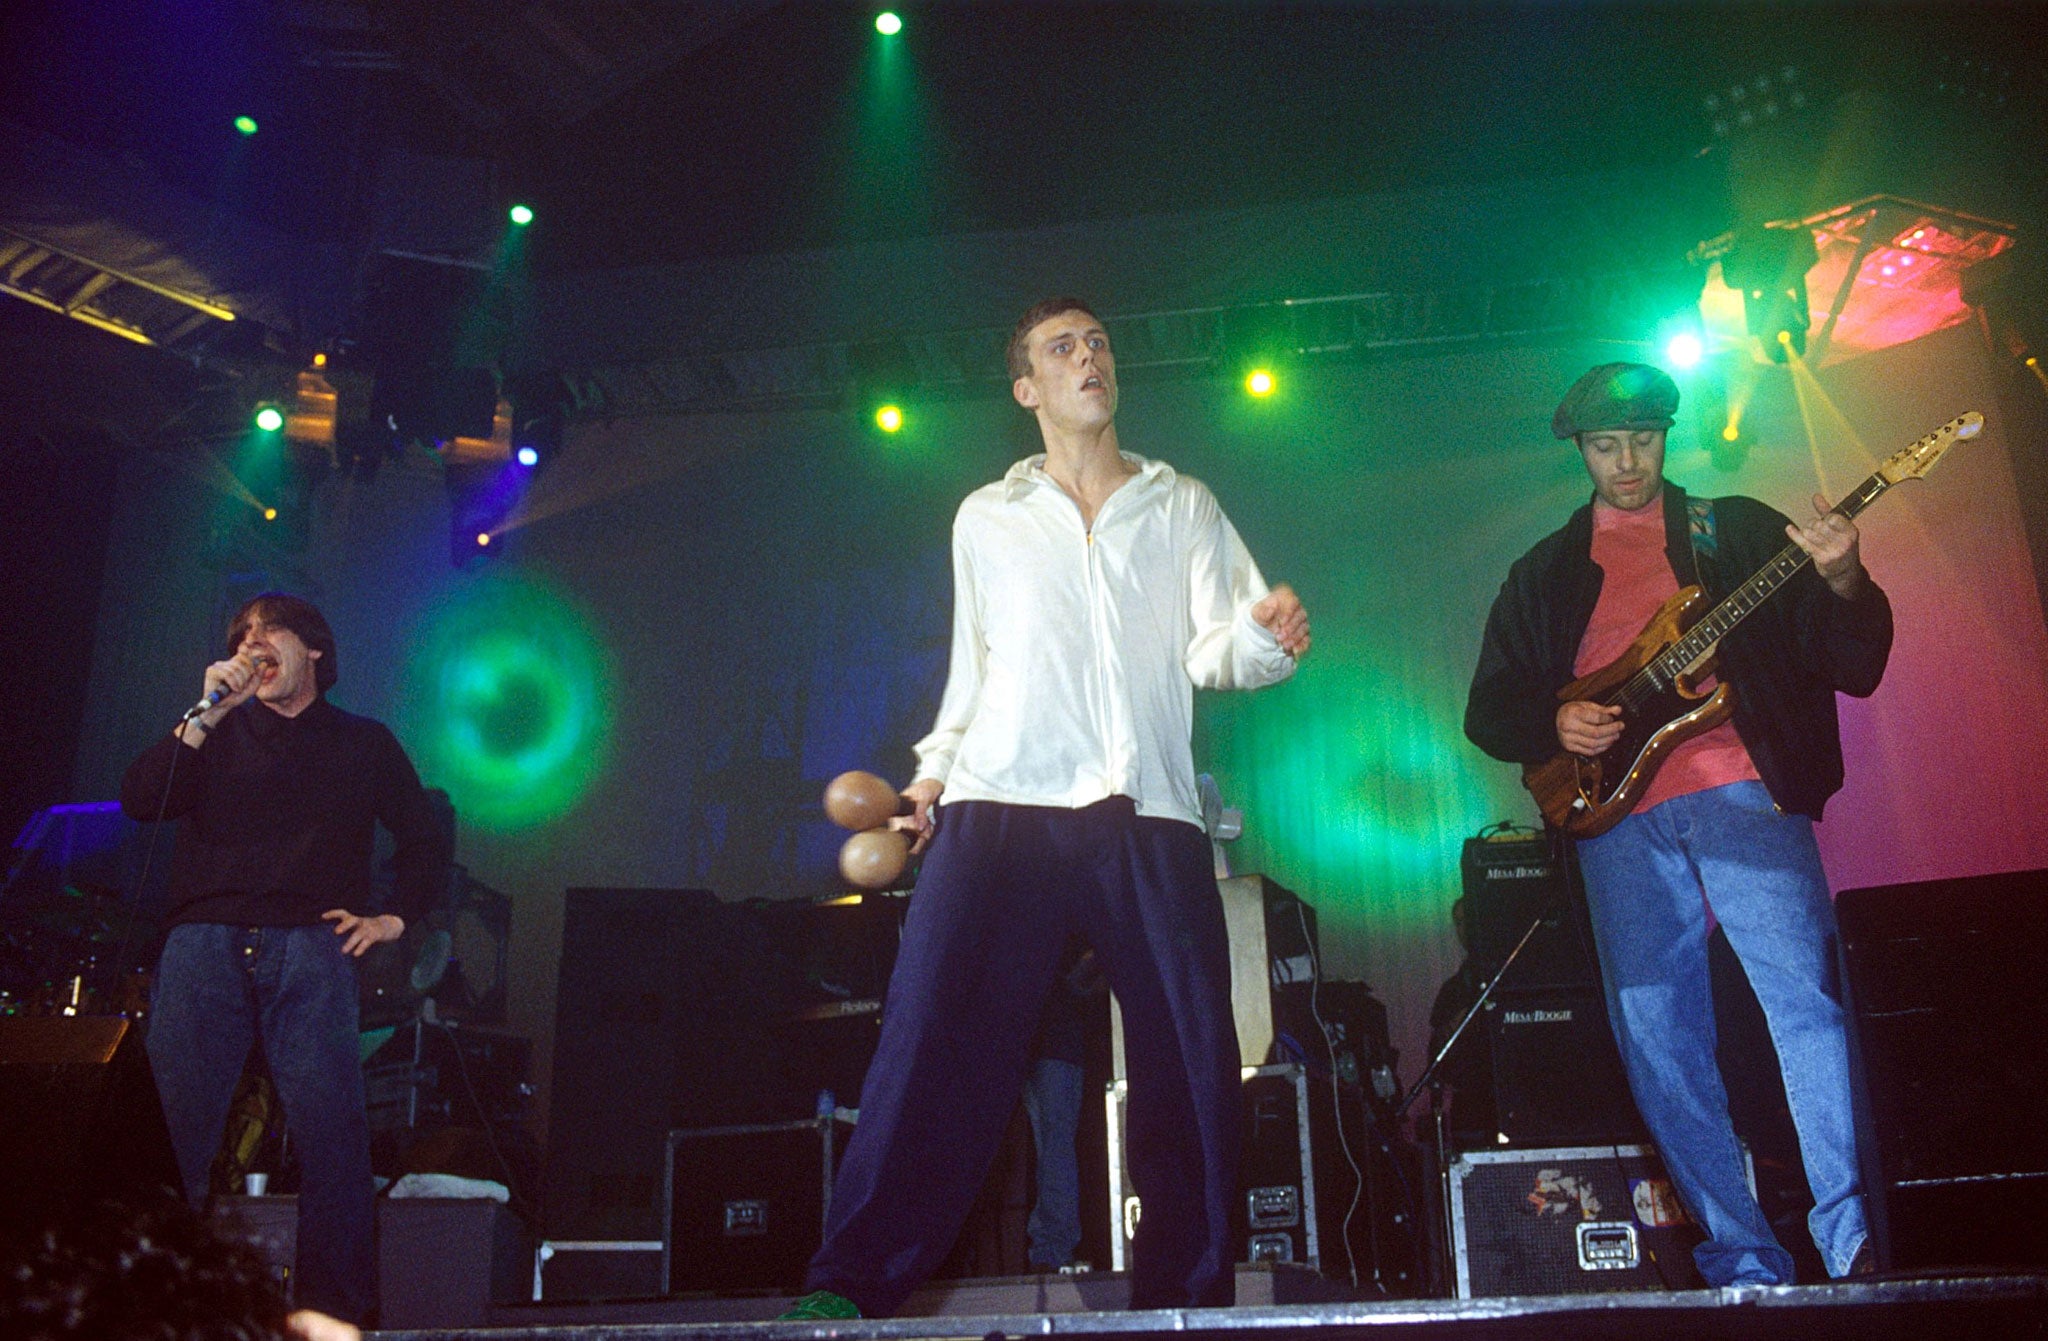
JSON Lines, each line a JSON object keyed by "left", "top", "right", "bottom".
{"left": 1460, "top": 835, "right": 1597, "bottom": 995}
{"left": 0, "top": 1015, "right": 183, "bottom": 1231}
{"left": 1838, "top": 868, "right": 2048, "bottom": 1271}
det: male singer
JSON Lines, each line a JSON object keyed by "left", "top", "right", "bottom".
{"left": 122, "top": 593, "right": 450, "bottom": 1323}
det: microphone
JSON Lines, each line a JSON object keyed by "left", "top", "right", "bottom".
{"left": 182, "top": 655, "right": 272, "bottom": 721}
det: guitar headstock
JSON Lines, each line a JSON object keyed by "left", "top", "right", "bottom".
{"left": 1877, "top": 411, "right": 1983, "bottom": 485}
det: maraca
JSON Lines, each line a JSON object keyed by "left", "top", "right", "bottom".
{"left": 838, "top": 827, "right": 910, "bottom": 890}
{"left": 824, "top": 770, "right": 915, "bottom": 890}
{"left": 823, "top": 770, "right": 912, "bottom": 831}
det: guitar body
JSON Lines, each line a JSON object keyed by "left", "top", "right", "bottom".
{"left": 1521, "top": 584, "right": 1736, "bottom": 838}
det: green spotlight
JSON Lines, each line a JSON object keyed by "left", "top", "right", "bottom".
{"left": 875, "top": 404, "right": 905, "bottom": 433}
{"left": 875, "top": 11, "right": 902, "bottom": 35}
{"left": 509, "top": 204, "right": 534, "bottom": 226}
{"left": 1244, "top": 369, "right": 1276, "bottom": 398}
{"left": 1664, "top": 331, "right": 1704, "bottom": 369}
{"left": 254, "top": 405, "right": 284, "bottom": 432}
{"left": 233, "top": 115, "right": 259, "bottom": 136}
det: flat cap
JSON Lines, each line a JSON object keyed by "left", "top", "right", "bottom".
{"left": 1552, "top": 362, "right": 1680, "bottom": 440}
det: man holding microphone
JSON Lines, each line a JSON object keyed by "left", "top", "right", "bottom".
{"left": 121, "top": 593, "right": 450, "bottom": 1324}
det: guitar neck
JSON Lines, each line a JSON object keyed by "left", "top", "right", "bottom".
{"left": 1659, "top": 469, "right": 1890, "bottom": 674}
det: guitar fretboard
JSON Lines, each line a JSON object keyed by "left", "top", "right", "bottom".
{"left": 1616, "top": 469, "right": 1890, "bottom": 711}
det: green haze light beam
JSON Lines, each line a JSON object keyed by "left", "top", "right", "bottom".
{"left": 403, "top": 577, "right": 613, "bottom": 831}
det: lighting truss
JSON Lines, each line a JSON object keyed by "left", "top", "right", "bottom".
{"left": 561, "top": 268, "right": 1688, "bottom": 420}
{"left": 0, "top": 225, "right": 238, "bottom": 351}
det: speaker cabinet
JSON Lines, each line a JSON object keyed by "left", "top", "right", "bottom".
{"left": 1483, "top": 991, "right": 1645, "bottom": 1147}
{"left": 1460, "top": 835, "right": 1597, "bottom": 995}
{"left": 0, "top": 1015, "right": 182, "bottom": 1229}
{"left": 545, "top": 887, "right": 907, "bottom": 1239}
{"left": 213, "top": 1195, "right": 529, "bottom": 1326}
{"left": 546, "top": 888, "right": 735, "bottom": 1240}
{"left": 1838, "top": 868, "right": 2048, "bottom": 1271}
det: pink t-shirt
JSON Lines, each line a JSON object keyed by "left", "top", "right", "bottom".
{"left": 1574, "top": 497, "right": 1760, "bottom": 812}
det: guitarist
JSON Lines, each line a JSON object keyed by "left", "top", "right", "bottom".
{"left": 1464, "top": 362, "right": 1892, "bottom": 1285}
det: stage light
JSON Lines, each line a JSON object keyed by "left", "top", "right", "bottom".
{"left": 850, "top": 339, "right": 915, "bottom": 433}
{"left": 1664, "top": 332, "right": 1704, "bottom": 369}
{"left": 285, "top": 362, "right": 338, "bottom": 456}
{"left": 516, "top": 445, "right": 540, "bottom": 467}
{"left": 476, "top": 532, "right": 492, "bottom": 548}
{"left": 254, "top": 405, "right": 284, "bottom": 432}
{"left": 234, "top": 115, "right": 258, "bottom": 136}
{"left": 1244, "top": 369, "right": 1276, "bottom": 397}
{"left": 1723, "top": 422, "right": 1741, "bottom": 442}
{"left": 1722, "top": 225, "right": 1817, "bottom": 362}
{"left": 263, "top": 507, "right": 278, "bottom": 521}
{"left": 509, "top": 204, "right": 534, "bottom": 227}
{"left": 875, "top": 11, "right": 902, "bottom": 35}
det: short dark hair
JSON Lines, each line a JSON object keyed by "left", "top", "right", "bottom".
{"left": 1005, "top": 296, "right": 1101, "bottom": 382}
{"left": 226, "top": 593, "right": 338, "bottom": 693}
{"left": 0, "top": 1197, "right": 296, "bottom": 1341}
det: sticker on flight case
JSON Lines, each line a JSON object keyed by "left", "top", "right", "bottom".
{"left": 1524, "top": 1169, "right": 1603, "bottom": 1220}
{"left": 1630, "top": 1176, "right": 1689, "bottom": 1228}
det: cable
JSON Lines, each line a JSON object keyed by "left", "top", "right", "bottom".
{"left": 420, "top": 1011, "right": 540, "bottom": 1226}
{"left": 108, "top": 721, "right": 192, "bottom": 1004}
{"left": 1357, "top": 1083, "right": 1427, "bottom": 1291}
{"left": 1292, "top": 897, "right": 1368, "bottom": 1292}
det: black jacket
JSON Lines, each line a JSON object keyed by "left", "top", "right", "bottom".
{"left": 121, "top": 696, "right": 452, "bottom": 930}
{"left": 1465, "top": 484, "right": 1894, "bottom": 821}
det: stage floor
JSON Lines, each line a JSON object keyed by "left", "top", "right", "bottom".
{"left": 376, "top": 1270, "right": 2048, "bottom": 1341}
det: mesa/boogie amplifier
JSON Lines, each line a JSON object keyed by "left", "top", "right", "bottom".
{"left": 1460, "top": 834, "right": 1595, "bottom": 995}
{"left": 1483, "top": 991, "right": 1645, "bottom": 1147}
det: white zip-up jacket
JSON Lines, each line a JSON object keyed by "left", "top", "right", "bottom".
{"left": 913, "top": 452, "right": 1296, "bottom": 827}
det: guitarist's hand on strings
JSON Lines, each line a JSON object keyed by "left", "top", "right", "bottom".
{"left": 1786, "top": 494, "right": 1868, "bottom": 600}
{"left": 1557, "top": 700, "right": 1624, "bottom": 758}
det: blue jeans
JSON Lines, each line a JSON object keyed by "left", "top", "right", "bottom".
{"left": 147, "top": 923, "right": 377, "bottom": 1323}
{"left": 1023, "top": 1057, "right": 1086, "bottom": 1269}
{"left": 1576, "top": 781, "right": 1867, "bottom": 1285}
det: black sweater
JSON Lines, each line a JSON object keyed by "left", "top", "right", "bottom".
{"left": 1465, "top": 484, "right": 1894, "bottom": 821}
{"left": 121, "top": 696, "right": 451, "bottom": 930}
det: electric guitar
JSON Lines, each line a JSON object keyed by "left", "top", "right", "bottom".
{"left": 1523, "top": 411, "right": 1982, "bottom": 838}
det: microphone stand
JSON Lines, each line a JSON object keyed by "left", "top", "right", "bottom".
{"left": 1396, "top": 908, "right": 1546, "bottom": 1298}
{"left": 1394, "top": 908, "right": 1548, "bottom": 1124}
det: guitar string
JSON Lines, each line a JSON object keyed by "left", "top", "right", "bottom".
{"left": 1607, "top": 470, "right": 1892, "bottom": 715}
